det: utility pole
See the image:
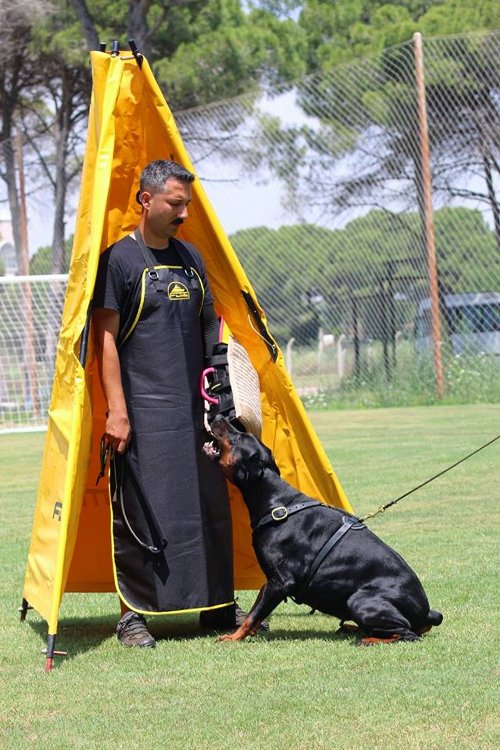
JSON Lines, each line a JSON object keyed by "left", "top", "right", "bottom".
{"left": 414, "top": 32, "right": 444, "bottom": 399}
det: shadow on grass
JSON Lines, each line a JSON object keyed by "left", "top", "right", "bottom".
{"left": 23, "top": 608, "right": 363, "bottom": 666}
{"left": 241, "top": 627, "right": 361, "bottom": 645}
{"left": 24, "top": 611, "right": 220, "bottom": 664}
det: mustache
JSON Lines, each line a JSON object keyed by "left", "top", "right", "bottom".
{"left": 172, "top": 218, "right": 184, "bottom": 226}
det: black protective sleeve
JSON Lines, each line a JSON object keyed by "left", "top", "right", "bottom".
{"left": 201, "top": 302, "right": 220, "bottom": 359}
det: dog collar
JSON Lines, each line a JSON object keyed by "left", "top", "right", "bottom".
{"left": 253, "top": 499, "right": 324, "bottom": 531}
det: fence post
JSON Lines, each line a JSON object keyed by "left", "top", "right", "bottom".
{"left": 414, "top": 32, "right": 444, "bottom": 399}
{"left": 337, "top": 335, "right": 346, "bottom": 380}
{"left": 317, "top": 326, "right": 323, "bottom": 372}
{"left": 16, "top": 130, "right": 40, "bottom": 417}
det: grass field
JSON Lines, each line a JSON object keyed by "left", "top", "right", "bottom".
{"left": 1, "top": 404, "right": 499, "bottom": 749}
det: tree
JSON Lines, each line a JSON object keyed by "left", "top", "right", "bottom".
{"left": 67, "top": 0, "right": 307, "bottom": 108}
{"left": 6, "top": 0, "right": 308, "bottom": 265}
{"left": 30, "top": 238, "right": 72, "bottom": 274}
{"left": 230, "top": 207, "right": 498, "bottom": 352}
{"left": 289, "top": 1, "right": 500, "bottom": 250}
{"left": 22, "top": 13, "right": 92, "bottom": 272}
{"left": 0, "top": 0, "right": 52, "bottom": 272}
{"left": 0, "top": 0, "right": 90, "bottom": 273}
{"left": 230, "top": 223, "right": 337, "bottom": 344}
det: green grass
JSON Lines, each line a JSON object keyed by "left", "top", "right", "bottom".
{"left": 294, "top": 343, "right": 500, "bottom": 409}
{"left": 1, "top": 405, "right": 499, "bottom": 749}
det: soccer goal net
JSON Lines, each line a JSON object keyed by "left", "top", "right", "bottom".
{"left": 0, "top": 274, "right": 68, "bottom": 433}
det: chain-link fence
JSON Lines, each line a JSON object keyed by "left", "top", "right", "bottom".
{"left": 1, "top": 31, "right": 499, "bottom": 431}
{"left": 0, "top": 275, "right": 67, "bottom": 430}
{"left": 177, "top": 30, "right": 500, "bottom": 409}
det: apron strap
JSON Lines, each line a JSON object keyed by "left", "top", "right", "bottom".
{"left": 134, "top": 228, "right": 168, "bottom": 293}
{"left": 134, "top": 229, "right": 197, "bottom": 291}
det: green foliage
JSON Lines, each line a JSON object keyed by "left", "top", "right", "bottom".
{"left": 154, "top": 1, "right": 307, "bottom": 108}
{"left": 76, "top": 0, "right": 307, "bottom": 110}
{"left": 32, "top": 4, "right": 89, "bottom": 65}
{"left": 29, "top": 238, "right": 72, "bottom": 274}
{"left": 299, "top": 344, "right": 500, "bottom": 409}
{"left": 433, "top": 208, "right": 499, "bottom": 291}
{"left": 230, "top": 207, "right": 498, "bottom": 344}
{"left": 285, "top": 3, "right": 500, "bottom": 238}
{"left": 230, "top": 223, "right": 335, "bottom": 344}
{"left": 299, "top": 0, "right": 500, "bottom": 71}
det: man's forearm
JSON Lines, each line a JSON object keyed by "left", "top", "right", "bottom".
{"left": 93, "top": 310, "right": 131, "bottom": 452}
{"left": 100, "top": 331, "right": 127, "bottom": 413}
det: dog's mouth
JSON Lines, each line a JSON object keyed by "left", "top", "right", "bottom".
{"left": 202, "top": 437, "right": 221, "bottom": 460}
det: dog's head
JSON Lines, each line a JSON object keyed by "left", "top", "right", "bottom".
{"left": 203, "top": 415, "right": 280, "bottom": 486}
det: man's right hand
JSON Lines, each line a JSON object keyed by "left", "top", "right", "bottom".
{"left": 105, "top": 409, "right": 131, "bottom": 454}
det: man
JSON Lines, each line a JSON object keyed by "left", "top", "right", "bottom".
{"left": 93, "top": 159, "right": 242, "bottom": 646}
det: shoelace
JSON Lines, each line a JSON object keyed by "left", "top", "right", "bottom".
{"left": 118, "top": 614, "right": 148, "bottom": 635}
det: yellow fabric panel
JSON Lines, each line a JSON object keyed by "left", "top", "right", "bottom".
{"left": 23, "top": 51, "right": 351, "bottom": 634}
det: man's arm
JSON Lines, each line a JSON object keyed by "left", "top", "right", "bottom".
{"left": 200, "top": 302, "right": 220, "bottom": 359}
{"left": 93, "top": 308, "right": 131, "bottom": 453}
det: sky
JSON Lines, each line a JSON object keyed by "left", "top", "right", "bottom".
{"left": 8, "top": 88, "right": 307, "bottom": 255}
{"left": 1, "top": 86, "right": 496, "bottom": 258}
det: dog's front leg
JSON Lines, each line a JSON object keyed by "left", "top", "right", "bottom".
{"left": 218, "top": 582, "right": 284, "bottom": 642}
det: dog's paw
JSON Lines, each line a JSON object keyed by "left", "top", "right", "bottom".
{"left": 359, "top": 635, "right": 402, "bottom": 646}
{"left": 337, "top": 621, "right": 359, "bottom": 634}
{"left": 217, "top": 632, "right": 245, "bottom": 642}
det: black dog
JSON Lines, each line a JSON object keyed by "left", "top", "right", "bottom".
{"left": 204, "top": 416, "right": 443, "bottom": 644}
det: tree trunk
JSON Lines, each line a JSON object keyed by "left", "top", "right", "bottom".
{"left": 67, "top": 0, "right": 100, "bottom": 52}
{"left": 128, "top": 0, "right": 152, "bottom": 60}
{"left": 51, "top": 72, "right": 71, "bottom": 273}
{"left": 480, "top": 141, "right": 500, "bottom": 255}
{"left": 1, "top": 92, "right": 23, "bottom": 272}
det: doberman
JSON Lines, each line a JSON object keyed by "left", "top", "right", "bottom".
{"left": 203, "top": 416, "right": 443, "bottom": 644}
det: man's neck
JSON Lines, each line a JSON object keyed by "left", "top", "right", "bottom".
{"left": 136, "top": 222, "right": 171, "bottom": 250}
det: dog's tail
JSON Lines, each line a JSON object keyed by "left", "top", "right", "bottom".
{"left": 426, "top": 609, "right": 443, "bottom": 626}
{"left": 416, "top": 608, "right": 443, "bottom": 636}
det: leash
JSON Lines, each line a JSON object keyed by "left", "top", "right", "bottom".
{"left": 96, "top": 434, "right": 167, "bottom": 554}
{"left": 359, "top": 433, "right": 500, "bottom": 523}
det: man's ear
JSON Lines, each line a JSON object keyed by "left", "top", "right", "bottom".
{"left": 139, "top": 190, "right": 152, "bottom": 209}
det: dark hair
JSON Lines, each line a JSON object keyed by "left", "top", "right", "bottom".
{"left": 139, "top": 160, "right": 195, "bottom": 196}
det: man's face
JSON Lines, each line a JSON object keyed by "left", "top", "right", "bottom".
{"left": 141, "top": 177, "right": 192, "bottom": 239}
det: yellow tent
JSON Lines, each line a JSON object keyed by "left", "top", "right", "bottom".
{"left": 22, "top": 48, "right": 352, "bottom": 670}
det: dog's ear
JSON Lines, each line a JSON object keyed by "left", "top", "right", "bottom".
{"left": 245, "top": 445, "right": 279, "bottom": 480}
{"left": 265, "top": 446, "right": 280, "bottom": 476}
{"left": 233, "top": 446, "right": 267, "bottom": 483}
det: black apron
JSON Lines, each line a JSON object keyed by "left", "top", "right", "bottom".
{"left": 109, "top": 245, "right": 234, "bottom": 614}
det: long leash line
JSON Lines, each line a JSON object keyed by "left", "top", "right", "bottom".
{"left": 359, "top": 433, "right": 500, "bottom": 523}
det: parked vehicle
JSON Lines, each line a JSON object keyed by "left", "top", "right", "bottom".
{"left": 415, "top": 292, "right": 500, "bottom": 355}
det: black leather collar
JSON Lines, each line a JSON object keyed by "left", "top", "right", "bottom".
{"left": 253, "top": 499, "right": 324, "bottom": 531}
